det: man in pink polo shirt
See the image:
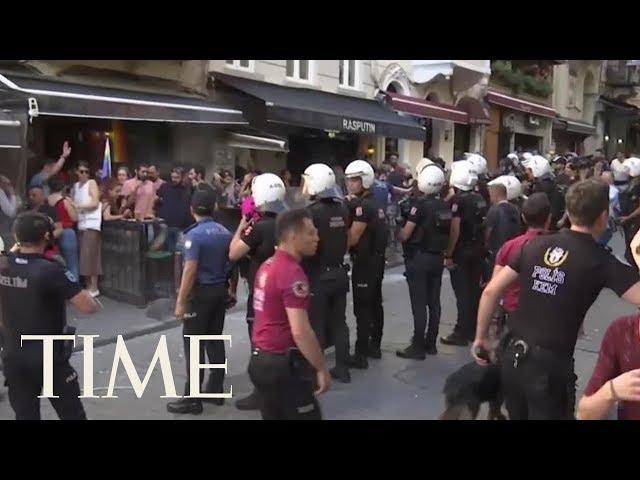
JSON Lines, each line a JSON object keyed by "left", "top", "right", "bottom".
{"left": 121, "top": 163, "right": 156, "bottom": 219}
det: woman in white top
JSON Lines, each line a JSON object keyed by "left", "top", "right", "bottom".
{"left": 72, "top": 162, "right": 102, "bottom": 297}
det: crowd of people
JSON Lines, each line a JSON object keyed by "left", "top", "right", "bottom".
{"left": 3, "top": 137, "right": 640, "bottom": 420}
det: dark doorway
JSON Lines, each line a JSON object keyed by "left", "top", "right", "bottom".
{"left": 514, "top": 133, "right": 542, "bottom": 153}
{"left": 287, "top": 132, "right": 359, "bottom": 176}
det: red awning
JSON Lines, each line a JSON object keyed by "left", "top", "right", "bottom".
{"left": 456, "top": 96, "right": 491, "bottom": 124}
{"left": 486, "top": 90, "right": 555, "bottom": 118}
{"left": 386, "top": 92, "right": 468, "bottom": 124}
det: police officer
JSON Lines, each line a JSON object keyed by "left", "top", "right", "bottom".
{"left": 475, "top": 179, "right": 640, "bottom": 420}
{"left": 466, "top": 153, "right": 490, "bottom": 204}
{"left": 0, "top": 212, "right": 99, "bottom": 420}
{"left": 248, "top": 208, "right": 330, "bottom": 420}
{"left": 441, "top": 160, "right": 488, "bottom": 347}
{"left": 611, "top": 153, "right": 630, "bottom": 194}
{"left": 396, "top": 164, "right": 450, "bottom": 359}
{"left": 618, "top": 157, "right": 640, "bottom": 270}
{"left": 344, "top": 160, "right": 388, "bottom": 368}
{"left": 301, "top": 164, "right": 352, "bottom": 383}
{"left": 521, "top": 155, "right": 564, "bottom": 230}
{"left": 167, "top": 190, "right": 232, "bottom": 415}
{"left": 229, "top": 173, "right": 286, "bottom": 410}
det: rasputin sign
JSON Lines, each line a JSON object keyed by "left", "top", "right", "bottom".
{"left": 342, "top": 118, "right": 376, "bottom": 134}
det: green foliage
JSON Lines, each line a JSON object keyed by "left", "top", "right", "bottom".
{"left": 491, "top": 60, "right": 553, "bottom": 98}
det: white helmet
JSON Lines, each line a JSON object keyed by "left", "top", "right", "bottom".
{"left": 449, "top": 160, "right": 478, "bottom": 191}
{"left": 417, "top": 164, "right": 445, "bottom": 195}
{"left": 524, "top": 155, "right": 551, "bottom": 179}
{"left": 522, "top": 152, "right": 533, "bottom": 162}
{"left": 303, "top": 163, "right": 339, "bottom": 198}
{"left": 623, "top": 157, "right": 640, "bottom": 178}
{"left": 252, "top": 173, "right": 287, "bottom": 213}
{"left": 344, "top": 160, "right": 375, "bottom": 189}
{"left": 488, "top": 175, "right": 522, "bottom": 201}
{"left": 612, "top": 158, "right": 631, "bottom": 181}
{"left": 0, "top": 235, "right": 4, "bottom": 253}
{"left": 415, "top": 157, "right": 434, "bottom": 177}
{"left": 465, "top": 153, "right": 488, "bottom": 175}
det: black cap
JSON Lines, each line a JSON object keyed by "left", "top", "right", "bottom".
{"left": 191, "top": 189, "right": 217, "bottom": 216}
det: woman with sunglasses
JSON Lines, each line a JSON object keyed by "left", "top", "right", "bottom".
{"left": 72, "top": 162, "right": 102, "bottom": 297}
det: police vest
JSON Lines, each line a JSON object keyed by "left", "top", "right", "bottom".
{"left": 460, "top": 192, "right": 487, "bottom": 243}
{"left": 409, "top": 196, "right": 452, "bottom": 254}
{"left": 307, "top": 199, "right": 349, "bottom": 269}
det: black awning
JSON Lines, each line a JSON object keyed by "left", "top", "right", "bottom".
{"left": 0, "top": 72, "right": 247, "bottom": 125}
{"left": 0, "top": 110, "right": 22, "bottom": 149}
{"left": 213, "top": 73, "right": 426, "bottom": 141}
{"left": 553, "top": 116, "right": 597, "bottom": 136}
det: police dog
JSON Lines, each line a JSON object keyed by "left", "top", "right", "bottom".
{"left": 440, "top": 317, "right": 507, "bottom": 420}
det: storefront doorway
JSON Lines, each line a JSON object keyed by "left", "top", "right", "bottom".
{"left": 287, "top": 131, "right": 359, "bottom": 181}
{"left": 514, "top": 133, "right": 542, "bottom": 153}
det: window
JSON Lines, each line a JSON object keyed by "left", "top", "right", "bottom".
{"left": 225, "top": 60, "right": 254, "bottom": 72}
{"left": 339, "top": 60, "right": 359, "bottom": 89}
{"left": 286, "top": 60, "right": 311, "bottom": 82}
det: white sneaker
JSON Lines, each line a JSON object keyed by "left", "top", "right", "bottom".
{"left": 89, "top": 289, "right": 101, "bottom": 298}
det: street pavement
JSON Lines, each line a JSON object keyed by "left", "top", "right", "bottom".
{"left": 0, "top": 231, "right": 635, "bottom": 419}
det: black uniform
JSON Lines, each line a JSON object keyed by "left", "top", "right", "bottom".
{"left": 304, "top": 198, "right": 350, "bottom": 370}
{"left": 401, "top": 195, "right": 451, "bottom": 352}
{"left": 348, "top": 191, "right": 388, "bottom": 360}
{"left": 446, "top": 190, "right": 488, "bottom": 343}
{"left": 483, "top": 201, "right": 522, "bottom": 280}
{"left": 0, "top": 252, "right": 86, "bottom": 420}
{"left": 476, "top": 174, "right": 490, "bottom": 205}
{"left": 529, "top": 176, "right": 563, "bottom": 231}
{"left": 504, "top": 230, "right": 639, "bottom": 419}
{"left": 241, "top": 212, "right": 278, "bottom": 340}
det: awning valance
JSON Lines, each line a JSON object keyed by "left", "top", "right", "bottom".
{"left": 0, "top": 111, "right": 22, "bottom": 149}
{"left": 455, "top": 96, "right": 491, "bottom": 124}
{"left": 214, "top": 73, "right": 426, "bottom": 141}
{"left": 225, "top": 128, "right": 288, "bottom": 152}
{"left": 486, "top": 89, "right": 555, "bottom": 118}
{"left": 386, "top": 92, "right": 468, "bottom": 124}
{"left": 0, "top": 72, "right": 246, "bottom": 125}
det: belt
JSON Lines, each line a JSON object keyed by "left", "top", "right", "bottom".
{"left": 506, "top": 337, "right": 572, "bottom": 364}
{"left": 252, "top": 347, "right": 286, "bottom": 357}
{"left": 319, "top": 264, "right": 344, "bottom": 272}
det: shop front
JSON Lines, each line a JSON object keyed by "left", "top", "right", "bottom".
{"left": 0, "top": 70, "right": 247, "bottom": 305}
{"left": 484, "top": 89, "right": 555, "bottom": 167}
{"left": 212, "top": 73, "right": 426, "bottom": 178}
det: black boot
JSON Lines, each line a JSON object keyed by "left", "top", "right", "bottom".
{"left": 396, "top": 339, "right": 426, "bottom": 360}
{"left": 425, "top": 336, "right": 438, "bottom": 355}
{"left": 330, "top": 366, "right": 351, "bottom": 383}
{"left": 202, "top": 385, "right": 226, "bottom": 406}
{"left": 440, "top": 332, "right": 469, "bottom": 347}
{"left": 346, "top": 354, "right": 369, "bottom": 369}
{"left": 167, "top": 398, "right": 203, "bottom": 415}
{"left": 235, "top": 390, "right": 262, "bottom": 411}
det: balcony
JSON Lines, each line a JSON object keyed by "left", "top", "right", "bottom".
{"left": 489, "top": 60, "right": 554, "bottom": 101}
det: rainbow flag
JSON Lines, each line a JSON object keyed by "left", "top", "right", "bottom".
{"left": 101, "top": 137, "right": 112, "bottom": 179}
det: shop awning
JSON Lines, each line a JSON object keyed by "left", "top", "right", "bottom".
{"left": 0, "top": 72, "right": 247, "bottom": 125}
{"left": 599, "top": 96, "right": 639, "bottom": 114}
{"left": 553, "top": 116, "right": 597, "bottom": 136}
{"left": 225, "top": 128, "right": 288, "bottom": 152}
{"left": 0, "top": 111, "right": 22, "bottom": 149}
{"left": 386, "top": 92, "right": 468, "bottom": 124}
{"left": 455, "top": 96, "right": 491, "bottom": 124}
{"left": 486, "top": 89, "right": 555, "bottom": 118}
{"left": 213, "top": 73, "right": 426, "bottom": 141}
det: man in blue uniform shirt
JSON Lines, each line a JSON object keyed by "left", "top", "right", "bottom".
{"left": 167, "top": 190, "right": 232, "bottom": 415}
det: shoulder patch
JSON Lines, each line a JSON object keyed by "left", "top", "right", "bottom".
{"left": 292, "top": 281, "right": 309, "bottom": 298}
{"left": 65, "top": 270, "right": 77, "bottom": 283}
{"left": 184, "top": 239, "right": 192, "bottom": 250}
{"left": 355, "top": 206, "right": 363, "bottom": 217}
{"left": 410, "top": 206, "right": 418, "bottom": 216}
{"left": 451, "top": 203, "right": 458, "bottom": 213}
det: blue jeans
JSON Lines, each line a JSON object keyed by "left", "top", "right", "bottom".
{"left": 165, "top": 227, "right": 182, "bottom": 253}
{"left": 59, "top": 228, "right": 80, "bottom": 282}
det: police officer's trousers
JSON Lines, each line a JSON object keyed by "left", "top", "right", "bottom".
{"left": 183, "top": 283, "right": 227, "bottom": 396}
{"left": 501, "top": 342, "right": 574, "bottom": 420}
{"left": 248, "top": 349, "right": 322, "bottom": 420}
{"left": 352, "top": 254, "right": 385, "bottom": 355}
{"left": 450, "top": 247, "right": 484, "bottom": 341}
{"left": 309, "top": 266, "right": 350, "bottom": 368}
{"left": 405, "top": 252, "right": 444, "bottom": 348}
{"left": 4, "top": 347, "right": 86, "bottom": 420}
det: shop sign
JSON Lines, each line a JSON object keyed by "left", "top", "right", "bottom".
{"left": 342, "top": 118, "right": 376, "bottom": 135}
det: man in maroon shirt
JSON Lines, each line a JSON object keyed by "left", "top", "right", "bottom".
{"left": 247, "top": 208, "right": 331, "bottom": 420}
{"left": 577, "top": 314, "right": 640, "bottom": 419}
{"left": 493, "top": 193, "right": 551, "bottom": 316}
